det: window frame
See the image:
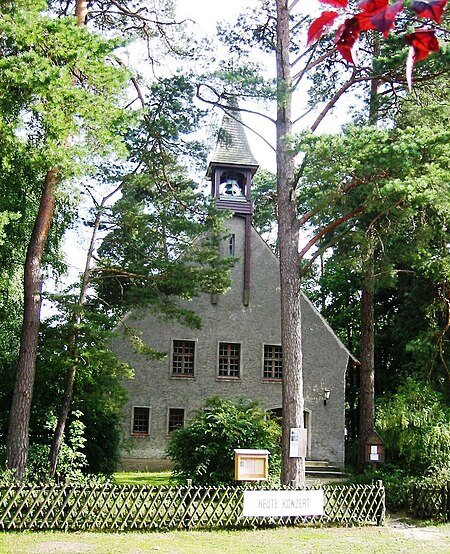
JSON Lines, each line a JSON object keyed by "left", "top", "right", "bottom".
{"left": 167, "top": 407, "right": 186, "bottom": 434}
{"left": 171, "top": 339, "right": 196, "bottom": 378}
{"left": 131, "top": 406, "right": 151, "bottom": 437}
{"left": 217, "top": 341, "right": 242, "bottom": 380}
{"left": 228, "top": 234, "right": 236, "bottom": 257}
{"left": 262, "top": 343, "right": 283, "bottom": 381}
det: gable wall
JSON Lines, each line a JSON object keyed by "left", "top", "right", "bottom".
{"left": 116, "top": 216, "right": 348, "bottom": 468}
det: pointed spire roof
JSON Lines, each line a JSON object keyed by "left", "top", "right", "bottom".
{"left": 207, "top": 98, "right": 259, "bottom": 174}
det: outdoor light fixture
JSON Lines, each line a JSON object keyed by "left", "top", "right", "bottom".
{"left": 323, "top": 389, "right": 331, "bottom": 406}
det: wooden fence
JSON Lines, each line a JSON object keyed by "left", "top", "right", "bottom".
{"left": 412, "top": 482, "right": 450, "bottom": 522}
{"left": 0, "top": 481, "right": 385, "bottom": 531}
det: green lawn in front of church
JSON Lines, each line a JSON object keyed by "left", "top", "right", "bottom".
{"left": 113, "top": 471, "right": 172, "bottom": 486}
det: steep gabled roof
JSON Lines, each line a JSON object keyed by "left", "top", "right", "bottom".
{"left": 208, "top": 100, "right": 259, "bottom": 173}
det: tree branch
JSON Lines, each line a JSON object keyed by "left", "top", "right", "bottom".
{"left": 299, "top": 206, "right": 365, "bottom": 260}
{"left": 310, "top": 69, "right": 358, "bottom": 133}
{"left": 196, "top": 84, "right": 277, "bottom": 152}
{"left": 300, "top": 228, "right": 352, "bottom": 277}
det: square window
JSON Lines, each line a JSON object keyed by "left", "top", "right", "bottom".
{"left": 172, "top": 340, "right": 195, "bottom": 376}
{"left": 168, "top": 408, "right": 185, "bottom": 433}
{"left": 132, "top": 406, "right": 150, "bottom": 436}
{"left": 263, "top": 345, "right": 282, "bottom": 380}
{"left": 218, "top": 342, "right": 241, "bottom": 378}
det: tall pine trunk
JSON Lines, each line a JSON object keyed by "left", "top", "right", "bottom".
{"left": 6, "top": 0, "right": 87, "bottom": 480}
{"left": 357, "top": 250, "right": 375, "bottom": 472}
{"left": 276, "top": 0, "right": 305, "bottom": 487}
{"left": 357, "top": 41, "right": 380, "bottom": 473}
{"left": 6, "top": 168, "right": 59, "bottom": 479}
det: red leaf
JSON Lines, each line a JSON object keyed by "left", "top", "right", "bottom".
{"left": 354, "top": 12, "right": 377, "bottom": 31}
{"left": 405, "top": 29, "right": 440, "bottom": 61}
{"left": 335, "top": 18, "right": 361, "bottom": 63}
{"left": 319, "top": 0, "right": 348, "bottom": 7}
{"left": 307, "top": 11, "right": 339, "bottom": 45}
{"left": 370, "top": 0, "right": 404, "bottom": 37}
{"left": 411, "top": 0, "right": 448, "bottom": 24}
{"left": 405, "top": 29, "right": 440, "bottom": 88}
{"left": 357, "top": 0, "right": 388, "bottom": 14}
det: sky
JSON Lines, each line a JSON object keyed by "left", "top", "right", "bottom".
{"left": 175, "top": 0, "right": 277, "bottom": 171}
{"left": 176, "top": 0, "right": 258, "bottom": 31}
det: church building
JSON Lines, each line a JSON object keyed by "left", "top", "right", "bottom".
{"left": 116, "top": 105, "right": 352, "bottom": 472}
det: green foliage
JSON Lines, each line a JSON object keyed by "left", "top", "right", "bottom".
{"left": 347, "top": 464, "right": 416, "bottom": 512}
{"left": 376, "top": 378, "right": 450, "bottom": 476}
{"left": 27, "top": 297, "right": 133, "bottom": 475}
{"left": 348, "top": 462, "right": 450, "bottom": 512}
{"left": 0, "top": 1, "right": 131, "bottom": 171}
{"left": 0, "top": 410, "right": 102, "bottom": 484}
{"left": 94, "top": 101, "right": 233, "bottom": 323}
{"left": 166, "top": 397, "right": 281, "bottom": 486}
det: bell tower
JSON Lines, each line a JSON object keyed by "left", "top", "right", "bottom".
{"left": 207, "top": 99, "right": 259, "bottom": 306}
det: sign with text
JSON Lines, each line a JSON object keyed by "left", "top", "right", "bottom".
{"left": 242, "top": 490, "right": 324, "bottom": 517}
{"left": 289, "top": 427, "right": 307, "bottom": 458}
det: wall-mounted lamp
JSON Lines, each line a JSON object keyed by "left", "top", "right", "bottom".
{"left": 323, "top": 389, "right": 331, "bottom": 406}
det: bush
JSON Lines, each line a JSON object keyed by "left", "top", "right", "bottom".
{"left": 346, "top": 464, "right": 415, "bottom": 512}
{"left": 375, "top": 378, "right": 450, "bottom": 476}
{"left": 166, "top": 397, "right": 281, "bottom": 485}
{"left": 0, "top": 411, "right": 109, "bottom": 485}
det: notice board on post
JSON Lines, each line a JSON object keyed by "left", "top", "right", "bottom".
{"left": 234, "top": 449, "right": 269, "bottom": 481}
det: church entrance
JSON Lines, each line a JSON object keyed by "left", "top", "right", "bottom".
{"left": 268, "top": 407, "right": 311, "bottom": 459}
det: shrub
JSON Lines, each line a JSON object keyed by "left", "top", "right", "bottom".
{"left": 0, "top": 411, "right": 110, "bottom": 485}
{"left": 166, "top": 397, "right": 281, "bottom": 485}
{"left": 346, "top": 464, "right": 416, "bottom": 512}
{"left": 375, "top": 378, "right": 450, "bottom": 476}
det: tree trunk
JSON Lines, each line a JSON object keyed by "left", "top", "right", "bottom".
{"left": 75, "top": 0, "right": 88, "bottom": 25}
{"left": 6, "top": 0, "right": 89, "bottom": 481}
{"left": 357, "top": 250, "right": 375, "bottom": 473}
{"left": 357, "top": 40, "right": 380, "bottom": 473}
{"left": 48, "top": 199, "right": 102, "bottom": 478}
{"left": 6, "top": 168, "right": 59, "bottom": 479}
{"left": 276, "top": 0, "right": 305, "bottom": 487}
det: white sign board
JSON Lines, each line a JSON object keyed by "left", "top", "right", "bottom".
{"left": 242, "top": 490, "right": 324, "bottom": 517}
{"left": 289, "top": 428, "right": 307, "bottom": 458}
{"left": 370, "top": 445, "right": 379, "bottom": 462}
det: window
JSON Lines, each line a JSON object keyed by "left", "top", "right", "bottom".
{"left": 168, "top": 408, "right": 185, "bottom": 433}
{"left": 218, "top": 342, "right": 241, "bottom": 378}
{"left": 228, "top": 234, "right": 236, "bottom": 257}
{"left": 263, "top": 345, "right": 283, "bottom": 380}
{"left": 172, "top": 340, "right": 195, "bottom": 376}
{"left": 132, "top": 406, "right": 150, "bottom": 436}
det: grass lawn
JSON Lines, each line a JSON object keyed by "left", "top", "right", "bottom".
{"left": 0, "top": 520, "right": 449, "bottom": 553}
{"left": 113, "top": 471, "right": 172, "bottom": 486}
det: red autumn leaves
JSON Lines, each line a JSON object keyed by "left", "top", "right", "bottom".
{"left": 308, "top": 0, "right": 447, "bottom": 87}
